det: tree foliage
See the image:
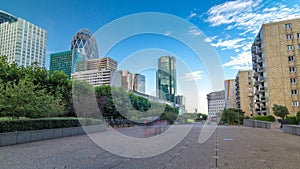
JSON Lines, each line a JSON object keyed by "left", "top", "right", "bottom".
{"left": 221, "top": 108, "right": 245, "bottom": 125}
{"left": 272, "top": 104, "right": 289, "bottom": 120}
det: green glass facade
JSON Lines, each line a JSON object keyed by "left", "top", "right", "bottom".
{"left": 157, "top": 56, "right": 176, "bottom": 102}
{"left": 50, "top": 50, "right": 86, "bottom": 79}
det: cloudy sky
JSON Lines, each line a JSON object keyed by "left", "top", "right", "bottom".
{"left": 1, "top": 0, "right": 300, "bottom": 113}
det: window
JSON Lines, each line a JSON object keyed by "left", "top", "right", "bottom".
{"left": 297, "top": 33, "right": 300, "bottom": 39}
{"left": 292, "top": 101, "right": 299, "bottom": 107}
{"left": 288, "top": 56, "right": 295, "bottom": 61}
{"left": 286, "top": 34, "right": 293, "bottom": 40}
{"left": 298, "top": 44, "right": 300, "bottom": 50}
{"left": 285, "top": 23, "right": 292, "bottom": 29}
{"left": 291, "top": 89, "right": 298, "bottom": 95}
{"left": 290, "top": 67, "right": 296, "bottom": 72}
{"left": 290, "top": 78, "right": 297, "bottom": 84}
{"left": 287, "top": 45, "right": 294, "bottom": 50}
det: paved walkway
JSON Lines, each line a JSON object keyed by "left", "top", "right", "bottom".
{"left": 0, "top": 124, "right": 299, "bottom": 169}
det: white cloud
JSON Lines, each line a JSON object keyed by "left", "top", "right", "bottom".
{"left": 210, "top": 38, "right": 245, "bottom": 50}
{"left": 187, "top": 12, "right": 197, "bottom": 20}
{"left": 222, "top": 51, "right": 252, "bottom": 70}
{"left": 188, "top": 26, "right": 202, "bottom": 37}
{"left": 181, "top": 71, "right": 203, "bottom": 81}
{"left": 204, "top": 35, "right": 218, "bottom": 43}
{"left": 164, "top": 31, "right": 171, "bottom": 36}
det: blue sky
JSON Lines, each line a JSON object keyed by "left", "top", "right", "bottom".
{"left": 1, "top": 0, "right": 300, "bottom": 113}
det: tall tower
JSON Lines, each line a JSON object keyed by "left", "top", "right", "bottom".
{"left": 252, "top": 17, "right": 300, "bottom": 117}
{"left": 0, "top": 11, "right": 47, "bottom": 67}
{"left": 156, "top": 56, "right": 176, "bottom": 102}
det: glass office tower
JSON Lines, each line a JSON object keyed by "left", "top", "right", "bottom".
{"left": 157, "top": 56, "right": 176, "bottom": 102}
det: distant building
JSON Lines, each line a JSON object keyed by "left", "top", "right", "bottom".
{"left": 119, "top": 70, "right": 133, "bottom": 91}
{"left": 252, "top": 17, "right": 300, "bottom": 116}
{"left": 71, "top": 69, "right": 121, "bottom": 87}
{"left": 207, "top": 91, "right": 225, "bottom": 120}
{"left": 0, "top": 10, "right": 47, "bottom": 67}
{"left": 50, "top": 50, "right": 86, "bottom": 79}
{"left": 70, "top": 28, "right": 98, "bottom": 59}
{"left": 133, "top": 73, "right": 145, "bottom": 93}
{"left": 157, "top": 56, "right": 176, "bottom": 102}
{"left": 99, "top": 57, "right": 117, "bottom": 70}
{"left": 236, "top": 70, "right": 254, "bottom": 117}
{"left": 224, "top": 79, "right": 236, "bottom": 109}
{"left": 175, "top": 95, "right": 186, "bottom": 115}
{"left": 0, "top": 10, "right": 17, "bottom": 24}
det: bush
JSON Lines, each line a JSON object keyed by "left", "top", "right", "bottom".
{"left": 296, "top": 111, "right": 300, "bottom": 122}
{"left": 253, "top": 115, "right": 275, "bottom": 122}
{"left": 286, "top": 116, "right": 298, "bottom": 125}
{"left": 0, "top": 118, "right": 102, "bottom": 133}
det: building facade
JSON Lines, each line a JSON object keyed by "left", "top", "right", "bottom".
{"left": 133, "top": 73, "right": 145, "bottom": 93}
{"left": 157, "top": 56, "right": 176, "bottom": 102}
{"left": 119, "top": 70, "right": 133, "bottom": 91}
{"left": 207, "top": 90, "right": 225, "bottom": 119}
{"left": 70, "top": 28, "right": 98, "bottom": 59}
{"left": 224, "top": 79, "right": 236, "bottom": 109}
{"left": 71, "top": 69, "right": 121, "bottom": 87}
{"left": 236, "top": 70, "right": 254, "bottom": 117}
{"left": 50, "top": 50, "right": 86, "bottom": 79}
{"left": 0, "top": 11, "right": 47, "bottom": 67}
{"left": 252, "top": 17, "right": 300, "bottom": 116}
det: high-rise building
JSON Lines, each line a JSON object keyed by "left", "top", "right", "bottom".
{"left": 235, "top": 70, "right": 254, "bottom": 117}
{"left": 0, "top": 10, "right": 17, "bottom": 24}
{"left": 50, "top": 50, "right": 86, "bottom": 79}
{"left": 71, "top": 69, "right": 121, "bottom": 87}
{"left": 207, "top": 91, "right": 225, "bottom": 120}
{"left": 157, "top": 56, "right": 176, "bottom": 102}
{"left": 70, "top": 28, "right": 98, "bottom": 59}
{"left": 133, "top": 73, "right": 145, "bottom": 93}
{"left": 252, "top": 17, "right": 300, "bottom": 117}
{"left": 224, "top": 79, "right": 236, "bottom": 109}
{"left": 119, "top": 70, "right": 133, "bottom": 91}
{"left": 86, "top": 57, "right": 117, "bottom": 71}
{"left": 0, "top": 11, "right": 47, "bottom": 67}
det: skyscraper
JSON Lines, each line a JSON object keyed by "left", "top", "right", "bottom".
{"left": 133, "top": 73, "right": 145, "bottom": 93}
{"left": 157, "top": 56, "right": 176, "bottom": 102}
{"left": 71, "top": 29, "right": 98, "bottom": 59}
{"left": 252, "top": 17, "right": 300, "bottom": 116}
{"left": 50, "top": 50, "right": 86, "bottom": 79}
{"left": 0, "top": 11, "right": 47, "bottom": 67}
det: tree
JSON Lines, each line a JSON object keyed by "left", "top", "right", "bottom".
{"left": 221, "top": 108, "right": 245, "bottom": 125}
{"left": 296, "top": 111, "right": 300, "bottom": 122}
{"left": 272, "top": 104, "right": 289, "bottom": 120}
{"left": 0, "top": 78, "right": 65, "bottom": 119}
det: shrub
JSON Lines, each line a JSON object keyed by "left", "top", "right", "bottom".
{"left": 253, "top": 115, "right": 275, "bottom": 122}
{"left": 296, "top": 111, "right": 300, "bottom": 122}
{"left": 0, "top": 118, "right": 103, "bottom": 133}
{"left": 286, "top": 116, "right": 298, "bottom": 125}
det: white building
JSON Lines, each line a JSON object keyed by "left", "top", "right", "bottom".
{"left": 207, "top": 90, "right": 225, "bottom": 120}
{"left": 0, "top": 11, "right": 47, "bottom": 67}
{"left": 71, "top": 69, "right": 121, "bottom": 87}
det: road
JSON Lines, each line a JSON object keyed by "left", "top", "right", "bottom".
{"left": 0, "top": 123, "right": 300, "bottom": 169}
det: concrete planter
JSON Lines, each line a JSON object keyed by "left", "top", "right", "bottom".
{"left": 0, "top": 124, "right": 107, "bottom": 147}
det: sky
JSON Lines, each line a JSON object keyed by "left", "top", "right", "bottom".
{"left": 1, "top": 0, "right": 300, "bottom": 113}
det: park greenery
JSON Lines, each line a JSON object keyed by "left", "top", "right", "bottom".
{"left": 0, "top": 56, "right": 179, "bottom": 127}
{"left": 221, "top": 108, "right": 245, "bottom": 125}
{"left": 253, "top": 115, "right": 275, "bottom": 122}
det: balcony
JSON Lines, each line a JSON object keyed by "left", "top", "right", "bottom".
{"left": 259, "top": 77, "right": 264, "bottom": 82}
{"left": 259, "top": 67, "right": 264, "bottom": 73}
{"left": 258, "top": 57, "right": 263, "bottom": 63}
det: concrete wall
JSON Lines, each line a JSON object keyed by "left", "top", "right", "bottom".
{"left": 282, "top": 125, "right": 300, "bottom": 136}
{"left": 243, "top": 119, "right": 280, "bottom": 129}
{"left": 0, "top": 124, "right": 106, "bottom": 147}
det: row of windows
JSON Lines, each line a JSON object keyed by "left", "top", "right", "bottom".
{"left": 285, "top": 33, "right": 300, "bottom": 40}
{"left": 287, "top": 45, "right": 300, "bottom": 50}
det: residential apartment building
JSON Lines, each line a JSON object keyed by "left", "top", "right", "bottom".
{"left": 207, "top": 90, "right": 225, "bottom": 120}
{"left": 236, "top": 70, "right": 254, "bottom": 117}
{"left": 71, "top": 69, "right": 121, "bottom": 87}
{"left": 224, "top": 79, "right": 236, "bottom": 109}
{"left": 0, "top": 11, "right": 47, "bottom": 67}
{"left": 252, "top": 17, "right": 300, "bottom": 116}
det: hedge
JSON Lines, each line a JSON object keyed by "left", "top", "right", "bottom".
{"left": 0, "top": 118, "right": 103, "bottom": 133}
{"left": 253, "top": 115, "right": 276, "bottom": 122}
{"left": 286, "top": 116, "right": 298, "bottom": 125}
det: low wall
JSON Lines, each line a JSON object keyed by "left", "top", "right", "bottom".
{"left": 282, "top": 125, "right": 300, "bottom": 136}
{"left": 243, "top": 119, "right": 280, "bottom": 129}
{"left": 0, "top": 124, "right": 106, "bottom": 147}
